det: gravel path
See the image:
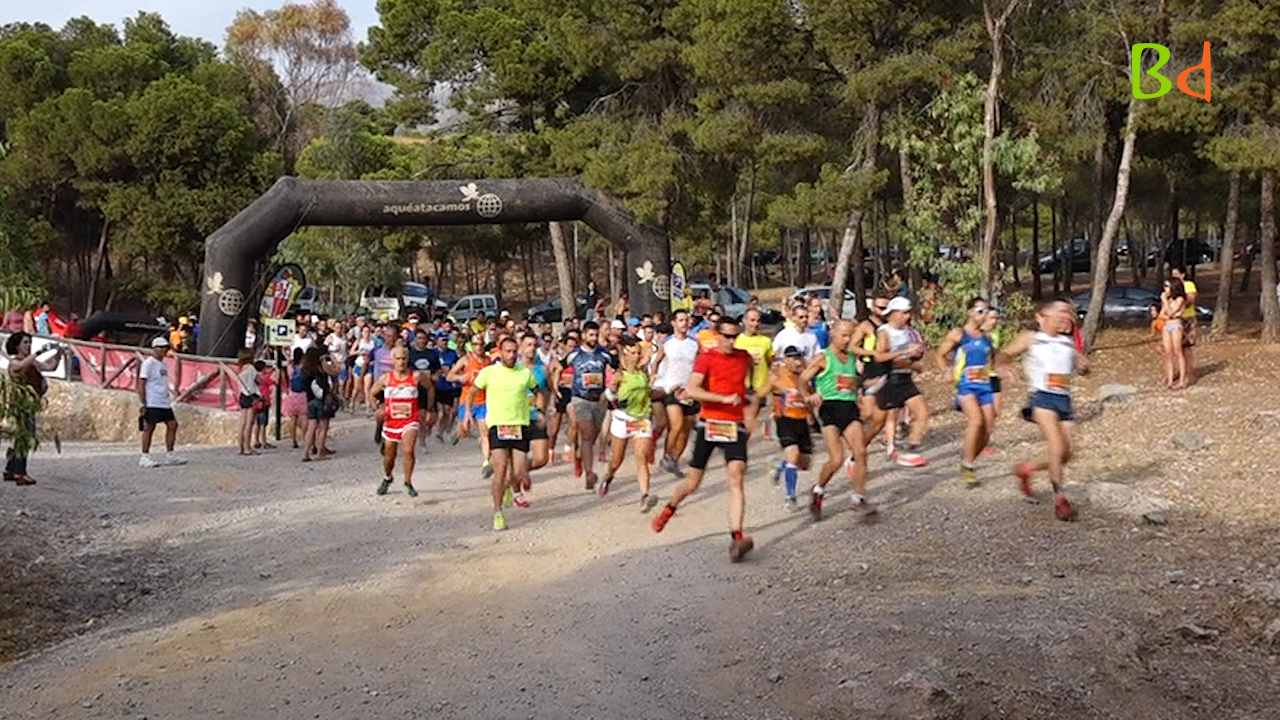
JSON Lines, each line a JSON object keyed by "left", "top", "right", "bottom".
{"left": 4, "top": 347, "right": 1280, "bottom": 720}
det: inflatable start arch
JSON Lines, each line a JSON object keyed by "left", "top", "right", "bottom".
{"left": 197, "top": 177, "right": 671, "bottom": 357}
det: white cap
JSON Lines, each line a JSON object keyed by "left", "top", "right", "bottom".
{"left": 151, "top": 337, "right": 170, "bottom": 348}
{"left": 886, "top": 297, "right": 912, "bottom": 313}
{"left": 500, "top": 310, "right": 511, "bottom": 318}
{"left": 610, "top": 319, "right": 626, "bottom": 330}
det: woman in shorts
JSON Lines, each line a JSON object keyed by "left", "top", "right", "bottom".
{"left": 598, "top": 336, "right": 659, "bottom": 511}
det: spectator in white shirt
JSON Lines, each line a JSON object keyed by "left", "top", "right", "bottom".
{"left": 138, "top": 337, "right": 187, "bottom": 468}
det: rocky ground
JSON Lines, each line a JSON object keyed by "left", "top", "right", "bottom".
{"left": 2, "top": 327, "right": 1279, "bottom": 720}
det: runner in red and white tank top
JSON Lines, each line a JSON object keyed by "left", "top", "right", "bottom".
{"left": 369, "top": 346, "right": 430, "bottom": 498}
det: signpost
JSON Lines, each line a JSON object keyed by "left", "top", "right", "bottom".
{"left": 264, "top": 318, "right": 294, "bottom": 442}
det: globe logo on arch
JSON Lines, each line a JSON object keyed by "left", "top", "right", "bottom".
{"left": 460, "top": 182, "right": 504, "bottom": 219}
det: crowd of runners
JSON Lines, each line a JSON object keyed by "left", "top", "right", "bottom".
{"left": 337, "top": 290, "right": 1091, "bottom": 563}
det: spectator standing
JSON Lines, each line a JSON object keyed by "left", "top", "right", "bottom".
{"left": 138, "top": 338, "right": 186, "bottom": 468}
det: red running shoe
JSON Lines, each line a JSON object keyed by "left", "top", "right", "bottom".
{"left": 574, "top": 457, "right": 583, "bottom": 478}
{"left": 651, "top": 505, "right": 675, "bottom": 533}
{"left": 729, "top": 535, "right": 755, "bottom": 563}
{"left": 1014, "top": 463, "right": 1034, "bottom": 498}
{"left": 808, "top": 490, "right": 824, "bottom": 521}
{"left": 1054, "top": 493, "right": 1075, "bottom": 521}
{"left": 521, "top": 476, "right": 531, "bottom": 492}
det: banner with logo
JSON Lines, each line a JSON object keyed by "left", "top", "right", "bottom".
{"left": 260, "top": 264, "right": 306, "bottom": 321}
{"left": 670, "top": 262, "right": 689, "bottom": 312}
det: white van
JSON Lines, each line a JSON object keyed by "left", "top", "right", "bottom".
{"left": 360, "top": 282, "right": 437, "bottom": 319}
{"left": 449, "top": 294, "right": 498, "bottom": 322}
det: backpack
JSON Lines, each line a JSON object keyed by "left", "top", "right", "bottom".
{"left": 290, "top": 366, "right": 305, "bottom": 393}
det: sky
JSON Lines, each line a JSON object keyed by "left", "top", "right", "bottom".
{"left": 1, "top": 1, "right": 382, "bottom": 47}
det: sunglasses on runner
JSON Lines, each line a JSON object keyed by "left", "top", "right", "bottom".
{"left": 720, "top": 332, "right": 740, "bottom": 339}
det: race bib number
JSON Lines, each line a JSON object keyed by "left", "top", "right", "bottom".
{"left": 582, "top": 372, "right": 604, "bottom": 389}
{"left": 783, "top": 390, "right": 807, "bottom": 409}
{"left": 965, "top": 367, "right": 991, "bottom": 383}
{"left": 388, "top": 401, "right": 413, "bottom": 420}
{"left": 497, "top": 425, "right": 523, "bottom": 441}
{"left": 836, "top": 373, "right": 857, "bottom": 395}
{"left": 1046, "top": 373, "right": 1071, "bottom": 391}
{"left": 625, "top": 417, "right": 651, "bottom": 435}
{"left": 705, "top": 420, "right": 739, "bottom": 443}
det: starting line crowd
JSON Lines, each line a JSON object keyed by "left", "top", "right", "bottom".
{"left": 5, "top": 291, "right": 1090, "bottom": 563}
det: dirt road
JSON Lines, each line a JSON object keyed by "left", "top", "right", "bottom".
{"left": 4, "top": 344, "right": 1280, "bottom": 719}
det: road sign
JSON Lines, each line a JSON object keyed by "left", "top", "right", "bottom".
{"left": 265, "top": 318, "right": 295, "bottom": 347}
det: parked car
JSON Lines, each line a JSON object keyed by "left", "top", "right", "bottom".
{"left": 360, "top": 282, "right": 436, "bottom": 319}
{"left": 1072, "top": 286, "right": 1213, "bottom": 322}
{"left": 448, "top": 294, "right": 499, "bottom": 322}
{"left": 787, "top": 285, "right": 860, "bottom": 320}
{"left": 525, "top": 295, "right": 587, "bottom": 323}
{"left": 290, "top": 285, "right": 322, "bottom": 316}
{"left": 1146, "top": 238, "right": 1217, "bottom": 268}
{"left": 1038, "top": 238, "right": 1091, "bottom": 274}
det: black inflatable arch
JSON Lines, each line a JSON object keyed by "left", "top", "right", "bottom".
{"left": 197, "top": 177, "right": 671, "bottom": 357}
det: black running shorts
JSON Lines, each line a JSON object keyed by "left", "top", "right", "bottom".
{"left": 688, "top": 422, "right": 748, "bottom": 469}
{"left": 776, "top": 416, "right": 813, "bottom": 455}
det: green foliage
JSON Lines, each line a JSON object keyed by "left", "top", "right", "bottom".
{"left": 0, "top": 14, "right": 279, "bottom": 317}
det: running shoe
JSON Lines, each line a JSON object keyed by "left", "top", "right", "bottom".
{"left": 729, "top": 535, "right": 755, "bottom": 563}
{"left": 503, "top": 487, "right": 514, "bottom": 508}
{"left": 1054, "top": 493, "right": 1075, "bottom": 522}
{"left": 1014, "top": 463, "right": 1034, "bottom": 498}
{"left": 493, "top": 512, "right": 507, "bottom": 531}
{"left": 513, "top": 491, "right": 530, "bottom": 508}
{"left": 482, "top": 461, "right": 494, "bottom": 479}
{"left": 844, "top": 458, "right": 856, "bottom": 479}
{"left": 783, "top": 497, "right": 799, "bottom": 512}
{"left": 808, "top": 488, "right": 824, "bottom": 521}
{"left": 521, "top": 476, "right": 531, "bottom": 492}
{"left": 895, "top": 451, "right": 928, "bottom": 468}
{"left": 448, "top": 427, "right": 460, "bottom": 445}
{"left": 960, "top": 464, "right": 979, "bottom": 488}
{"left": 597, "top": 475, "right": 612, "bottom": 498}
{"left": 377, "top": 477, "right": 392, "bottom": 495}
{"left": 651, "top": 504, "right": 675, "bottom": 533}
{"left": 405, "top": 483, "right": 419, "bottom": 498}
{"left": 585, "top": 472, "right": 598, "bottom": 491}
{"left": 640, "top": 494, "right": 659, "bottom": 513}
{"left": 574, "top": 457, "right": 583, "bottom": 478}
{"left": 771, "top": 461, "right": 783, "bottom": 485}
{"left": 139, "top": 455, "right": 161, "bottom": 469}
{"left": 562, "top": 443, "right": 573, "bottom": 464}
{"left": 660, "top": 455, "right": 685, "bottom": 479}
{"left": 850, "top": 497, "right": 878, "bottom": 517}
{"left": 164, "top": 452, "right": 188, "bottom": 466}
{"left": 597, "top": 446, "right": 608, "bottom": 463}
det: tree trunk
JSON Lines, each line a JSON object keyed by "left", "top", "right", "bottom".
{"left": 1031, "top": 198, "right": 1042, "bottom": 299}
{"left": 1211, "top": 170, "right": 1242, "bottom": 338}
{"left": 85, "top": 220, "right": 110, "bottom": 318}
{"left": 740, "top": 163, "right": 756, "bottom": 289}
{"left": 1089, "top": 138, "right": 1105, "bottom": 276}
{"left": 830, "top": 103, "right": 880, "bottom": 318}
{"left": 549, "top": 221, "right": 576, "bottom": 324}
{"left": 1082, "top": 93, "right": 1140, "bottom": 350}
{"left": 979, "top": 0, "right": 1021, "bottom": 295}
{"left": 800, "top": 226, "right": 812, "bottom": 286}
{"left": 1260, "top": 171, "right": 1280, "bottom": 342}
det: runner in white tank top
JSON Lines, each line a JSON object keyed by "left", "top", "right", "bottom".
{"left": 996, "top": 297, "right": 1091, "bottom": 522}
{"left": 650, "top": 310, "right": 700, "bottom": 477}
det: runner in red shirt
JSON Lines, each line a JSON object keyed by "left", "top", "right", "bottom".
{"left": 651, "top": 317, "right": 756, "bottom": 562}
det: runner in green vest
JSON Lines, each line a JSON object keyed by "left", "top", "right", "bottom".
{"left": 798, "top": 320, "right": 876, "bottom": 520}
